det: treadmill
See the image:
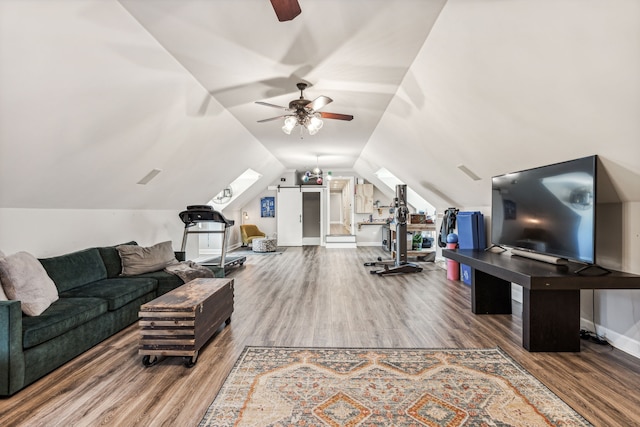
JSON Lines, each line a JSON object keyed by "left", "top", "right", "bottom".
{"left": 178, "top": 205, "right": 245, "bottom": 272}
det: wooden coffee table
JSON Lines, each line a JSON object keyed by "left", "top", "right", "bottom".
{"left": 138, "top": 277, "right": 234, "bottom": 367}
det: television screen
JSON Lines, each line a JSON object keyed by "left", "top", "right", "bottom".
{"left": 491, "top": 156, "right": 596, "bottom": 264}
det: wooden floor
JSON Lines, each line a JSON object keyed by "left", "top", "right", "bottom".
{"left": 1, "top": 247, "right": 640, "bottom": 426}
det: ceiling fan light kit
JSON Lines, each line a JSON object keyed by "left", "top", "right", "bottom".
{"left": 257, "top": 82, "right": 353, "bottom": 137}
{"left": 282, "top": 116, "right": 297, "bottom": 134}
{"left": 284, "top": 114, "right": 323, "bottom": 135}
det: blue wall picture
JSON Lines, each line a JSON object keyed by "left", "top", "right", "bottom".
{"left": 261, "top": 197, "right": 275, "bottom": 218}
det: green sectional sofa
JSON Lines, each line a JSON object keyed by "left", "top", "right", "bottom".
{"left": 0, "top": 242, "right": 223, "bottom": 397}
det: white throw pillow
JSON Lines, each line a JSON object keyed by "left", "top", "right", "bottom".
{"left": 117, "top": 241, "right": 178, "bottom": 276}
{"left": 0, "top": 251, "right": 59, "bottom": 316}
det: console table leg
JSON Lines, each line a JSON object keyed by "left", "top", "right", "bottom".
{"left": 523, "top": 289, "right": 580, "bottom": 352}
{"left": 472, "top": 269, "right": 512, "bottom": 314}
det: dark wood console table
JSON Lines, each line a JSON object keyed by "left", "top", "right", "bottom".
{"left": 442, "top": 249, "right": 640, "bottom": 352}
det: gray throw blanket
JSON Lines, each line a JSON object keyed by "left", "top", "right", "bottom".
{"left": 164, "top": 261, "right": 215, "bottom": 283}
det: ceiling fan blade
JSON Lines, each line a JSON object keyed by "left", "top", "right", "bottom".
{"left": 257, "top": 114, "right": 293, "bottom": 123}
{"left": 255, "top": 101, "right": 289, "bottom": 110}
{"left": 319, "top": 112, "right": 354, "bottom": 121}
{"left": 270, "top": 0, "right": 301, "bottom": 22}
{"left": 305, "top": 95, "right": 333, "bottom": 112}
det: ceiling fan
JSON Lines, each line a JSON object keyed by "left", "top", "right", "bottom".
{"left": 256, "top": 83, "right": 354, "bottom": 135}
{"left": 270, "top": 0, "right": 301, "bottom": 22}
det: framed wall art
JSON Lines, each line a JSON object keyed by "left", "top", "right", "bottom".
{"left": 261, "top": 197, "right": 275, "bottom": 218}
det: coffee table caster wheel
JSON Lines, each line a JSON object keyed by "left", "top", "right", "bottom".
{"left": 184, "top": 352, "right": 198, "bottom": 368}
{"left": 142, "top": 355, "right": 158, "bottom": 367}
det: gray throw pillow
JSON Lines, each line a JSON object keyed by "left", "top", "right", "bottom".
{"left": 0, "top": 252, "right": 59, "bottom": 315}
{"left": 117, "top": 241, "right": 178, "bottom": 276}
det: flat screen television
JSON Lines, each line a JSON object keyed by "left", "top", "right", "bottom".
{"left": 491, "top": 155, "right": 597, "bottom": 264}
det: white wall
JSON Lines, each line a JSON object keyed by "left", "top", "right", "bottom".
{"left": 0, "top": 208, "right": 182, "bottom": 257}
{"left": 0, "top": 0, "right": 283, "bottom": 213}
{"left": 239, "top": 189, "right": 278, "bottom": 240}
{"left": 589, "top": 202, "right": 640, "bottom": 356}
{"left": 361, "top": 0, "right": 640, "bottom": 213}
{"left": 329, "top": 193, "right": 341, "bottom": 224}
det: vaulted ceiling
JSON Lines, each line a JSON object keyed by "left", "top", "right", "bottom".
{"left": 1, "top": 0, "right": 638, "bottom": 213}
{"left": 119, "top": 0, "right": 447, "bottom": 171}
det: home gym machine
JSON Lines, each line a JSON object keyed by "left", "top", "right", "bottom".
{"left": 178, "top": 205, "right": 245, "bottom": 272}
{"left": 364, "top": 184, "right": 423, "bottom": 275}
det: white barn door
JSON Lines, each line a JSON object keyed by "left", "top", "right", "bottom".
{"left": 277, "top": 188, "right": 303, "bottom": 246}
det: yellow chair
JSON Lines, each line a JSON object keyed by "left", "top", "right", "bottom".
{"left": 240, "top": 224, "right": 266, "bottom": 246}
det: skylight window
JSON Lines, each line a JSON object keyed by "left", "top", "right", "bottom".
{"left": 208, "top": 168, "right": 262, "bottom": 211}
{"left": 374, "top": 168, "right": 435, "bottom": 215}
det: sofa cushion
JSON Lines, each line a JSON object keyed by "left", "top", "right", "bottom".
{"left": 22, "top": 297, "right": 107, "bottom": 349}
{"left": 97, "top": 241, "right": 138, "bottom": 278}
{"left": 39, "top": 248, "right": 108, "bottom": 293}
{"left": 134, "top": 270, "right": 187, "bottom": 295}
{"left": 0, "top": 252, "right": 59, "bottom": 316}
{"left": 117, "top": 241, "right": 178, "bottom": 276}
{"left": 59, "top": 277, "right": 157, "bottom": 311}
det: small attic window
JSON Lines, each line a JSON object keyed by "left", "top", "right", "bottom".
{"left": 208, "top": 169, "right": 262, "bottom": 210}
{"left": 374, "top": 168, "right": 435, "bottom": 215}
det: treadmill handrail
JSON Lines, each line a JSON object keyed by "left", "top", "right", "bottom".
{"left": 179, "top": 209, "right": 235, "bottom": 228}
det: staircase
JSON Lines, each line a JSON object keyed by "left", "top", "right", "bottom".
{"left": 325, "top": 234, "right": 357, "bottom": 249}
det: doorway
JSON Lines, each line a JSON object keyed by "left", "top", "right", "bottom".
{"left": 302, "top": 192, "right": 321, "bottom": 245}
{"left": 327, "top": 178, "right": 353, "bottom": 235}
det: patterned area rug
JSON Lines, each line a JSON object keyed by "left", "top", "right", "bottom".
{"left": 199, "top": 347, "right": 591, "bottom": 426}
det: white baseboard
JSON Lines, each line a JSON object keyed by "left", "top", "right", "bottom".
{"left": 580, "top": 318, "right": 640, "bottom": 359}
{"left": 198, "top": 249, "right": 220, "bottom": 255}
{"left": 357, "top": 242, "right": 383, "bottom": 247}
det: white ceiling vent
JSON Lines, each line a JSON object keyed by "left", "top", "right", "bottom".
{"left": 457, "top": 164, "right": 481, "bottom": 181}
{"left": 137, "top": 169, "right": 162, "bottom": 185}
